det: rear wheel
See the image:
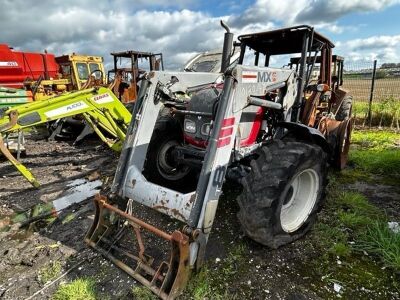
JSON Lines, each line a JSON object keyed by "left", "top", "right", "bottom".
{"left": 334, "top": 94, "right": 353, "bottom": 169}
{"left": 237, "top": 140, "right": 327, "bottom": 248}
{"left": 335, "top": 95, "right": 352, "bottom": 121}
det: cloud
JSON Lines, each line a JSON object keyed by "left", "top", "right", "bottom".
{"left": 1, "top": 1, "right": 227, "bottom": 70}
{"left": 0, "top": 0, "right": 399, "bottom": 71}
{"left": 336, "top": 35, "right": 400, "bottom": 62}
{"left": 295, "top": 0, "right": 400, "bottom": 23}
{"left": 229, "top": 0, "right": 400, "bottom": 31}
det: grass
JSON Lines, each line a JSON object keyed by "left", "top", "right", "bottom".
{"left": 38, "top": 261, "right": 62, "bottom": 284}
{"left": 356, "top": 222, "right": 400, "bottom": 270}
{"left": 53, "top": 278, "right": 96, "bottom": 300}
{"left": 184, "top": 244, "right": 245, "bottom": 300}
{"left": 334, "top": 191, "right": 382, "bottom": 218}
{"left": 350, "top": 149, "right": 400, "bottom": 176}
{"left": 314, "top": 128, "right": 400, "bottom": 272}
{"left": 351, "top": 97, "right": 400, "bottom": 127}
{"left": 349, "top": 129, "right": 400, "bottom": 179}
{"left": 351, "top": 130, "right": 400, "bottom": 150}
{"left": 131, "top": 286, "right": 157, "bottom": 300}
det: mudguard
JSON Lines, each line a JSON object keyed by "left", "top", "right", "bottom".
{"left": 278, "top": 121, "right": 331, "bottom": 154}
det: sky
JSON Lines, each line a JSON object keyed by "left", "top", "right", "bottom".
{"left": 1, "top": 0, "right": 400, "bottom": 70}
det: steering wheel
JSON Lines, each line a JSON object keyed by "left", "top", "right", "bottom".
{"left": 82, "top": 69, "right": 104, "bottom": 89}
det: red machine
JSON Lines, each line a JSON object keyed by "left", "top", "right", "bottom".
{"left": 0, "top": 44, "right": 58, "bottom": 88}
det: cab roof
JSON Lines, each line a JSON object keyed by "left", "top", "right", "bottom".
{"left": 238, "top": 25, "right": 335, "bottom": 55}
{"left": 110, "top": 50, "right": 159, "bottom": 58}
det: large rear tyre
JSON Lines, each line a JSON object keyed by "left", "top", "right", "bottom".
{"left": 335, "top": 95, "right": 353, "bottom": 121}
{"left": 334, "top": 94, "right": 353, "bottom": 169}
{"left": 237, "top": 140, "right": 328, "bottom": 248}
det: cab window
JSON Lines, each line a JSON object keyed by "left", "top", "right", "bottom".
{"left": 89, "top": 63, "right": 101, "bottom": 79}
{"left": 76, "top": 63, "right": 89, "bottom": 80}
{"left": 60, "top": 64, "right": 71, "bottom": 76}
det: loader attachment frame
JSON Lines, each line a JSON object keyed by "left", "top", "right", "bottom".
{"left": 85, "top": 195, "right": 190, "bottom": 300}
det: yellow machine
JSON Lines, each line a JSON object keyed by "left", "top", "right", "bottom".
{"left": 24, "top": 54, "right": 106, "bottom": 100}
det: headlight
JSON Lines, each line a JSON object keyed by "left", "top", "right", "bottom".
{"left": 201, "top": 123, "right": 211, "bottom": 135}
{"left": 184, "top": 119, "right": 196, "bottom": 133}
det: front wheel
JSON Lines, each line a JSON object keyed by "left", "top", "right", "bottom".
{"left": 237, "top": 140, "right": 328, "bottom": 248}
{"left": 143, "top": 127, "right": 193, "bottom": 190}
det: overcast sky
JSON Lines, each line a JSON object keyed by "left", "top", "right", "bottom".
{"left": 2, "top": 0, "right": 400, "bottom": 70}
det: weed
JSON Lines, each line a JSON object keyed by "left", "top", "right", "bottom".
{"left": 38, "top": 261, "right": 62, "bottom": 284}
{"left": 334, "top": 191, "right": 382, "bottom": 218}
{"left": 313, "top": 223, "right": 348, "bottom": 246}
{"left": 329, "top": 242, "right": 351, "bottom": 258}
{"left": 53, "top": 278, "right": 96, "bottom": 300}
{"left": 184, "top": 245, "right": 246, "bottom": 300}
{"left": 350, "top": 149, "right": 400, "bottom": 176}
{"left": 352, "top": 98, "right": 400, "bottom": 127}
{"left": 339, "top": 211, "right": 374, "bottom": 230}
{"left": 355, "top": 222, "right": 400, "bottom": 271}
{"left": 186, "top": 267, "right": 214, "bottom": 300}
{"left": 351, "top": 130, "right": 400, "bottom": 150}
{"left": 132, "top": 286, "right": 156, "bottom": 300}
{"left": 222, "top": 244, "right": 245, "bottom": 277}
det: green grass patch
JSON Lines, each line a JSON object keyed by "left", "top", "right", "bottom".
{"left": 131, "top": 286, "right": 157, "bottom": 300}
{"left": 334, "top": 191, "right": 383, "bottom": 218}
{"left": 351, "top": 130, "right": 400, "bottom": 150}
{"left": 352, "top": 97, "right": 400, "bottom": 127}
{"left": 53, "top": 278, "right": 96, "bottom": 300}
{"left": 350, "top": 149, "right": 400, "bottom": 176}
{"left": 184, "top": 245, "right": 245, "bottom": 299}
{"left": 356, "top": 222, "right": 400, "bottom": 271}
{"left": 339, "top": 211, "right": 375, "bottom": 230}
{"left": 329, "top": 242, "right": 351, "bottom": 258}
{"left": 38, "top": 261, "right": 62, "bottom": 284}
{"left": 349, "top": 129, "right": 400, "bottom": 179}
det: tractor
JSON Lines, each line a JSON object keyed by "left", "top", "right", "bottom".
{"left": 85, "top": 22, "right": 353, "bottom": 299}
{"left": 108, "top": 50, "right": 164, "bottom": 104}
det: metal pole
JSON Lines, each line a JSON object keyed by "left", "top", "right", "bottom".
{"left": 368, "top": 60, "right": 377, "bottom": 127}
{"left": 292, "top": 32, "right": 309, "bottom": 122}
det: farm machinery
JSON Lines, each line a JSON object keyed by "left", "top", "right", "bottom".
{"left": 0, "top": 44, "right": 106, "bottom": 103}
{"left": 0, "top": 49, "right": 164, "bottom": 167}
{"left": 0, "top": 46, "right": 108, "bottom": 151}
{"left": 108, "top": 50, "right": 164, "bottom": 104}
{"left": 85, "top": 22, "right": 353, "bottom": 299}
{"left": 0, "top": 87, "right": 132, "bottom": 187}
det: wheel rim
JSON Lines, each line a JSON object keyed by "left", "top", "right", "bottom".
{"left": 157, "top": 140, "right": 190, "bottom": 181}
{"left": 280, "top": 168, "right": 319, "bottom": 233}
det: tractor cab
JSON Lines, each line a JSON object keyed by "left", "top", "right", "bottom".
{"left": 237, "top": 25, "right": 339, "bottom": 123}
{"left": 237, "top": 25, "right": 352, "bottom": 167}
{"left": 23, "top": 54, "right": 106, "bottom": 100}
{"left": 289, "top": 55, "right": 345, "bottom": 90}
{"left": 108, "top": 50, "right": 164, "bottom": 103}
{"left": 56, "top": 54, "right": 106, "bottom": 90}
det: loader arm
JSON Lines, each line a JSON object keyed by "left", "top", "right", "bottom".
{"left": 0, "top": 87, "right": 131, "bottom": 187}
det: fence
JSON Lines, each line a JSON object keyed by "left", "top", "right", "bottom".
{"left": 342, "top": 60, "right": 400, "bottom": 128}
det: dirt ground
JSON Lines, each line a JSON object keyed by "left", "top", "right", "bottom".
{"left": 0, "top": 135, "right": 399, "bottom": 299}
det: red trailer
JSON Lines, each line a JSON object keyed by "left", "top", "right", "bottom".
{"left": 0, "top": 44, "right": 58, "bottom": 88}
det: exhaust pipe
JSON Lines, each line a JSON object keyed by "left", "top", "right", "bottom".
{"left": 220, "top": 20, "right": 233, "bottom": 73}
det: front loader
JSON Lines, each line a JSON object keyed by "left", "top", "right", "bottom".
{"left": 0, "top": 87, "right": 131, "bottom": 187}
{"left": 85, "top": 23, "right": 353, "bottom": 299}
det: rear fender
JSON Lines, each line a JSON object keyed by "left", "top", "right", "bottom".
{"left": 277, "top": 121, "right": 331, "bottom": 154}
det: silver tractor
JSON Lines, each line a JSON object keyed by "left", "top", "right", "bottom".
{"left": 86, "top": 22, "right": 352, "bottom": 299}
